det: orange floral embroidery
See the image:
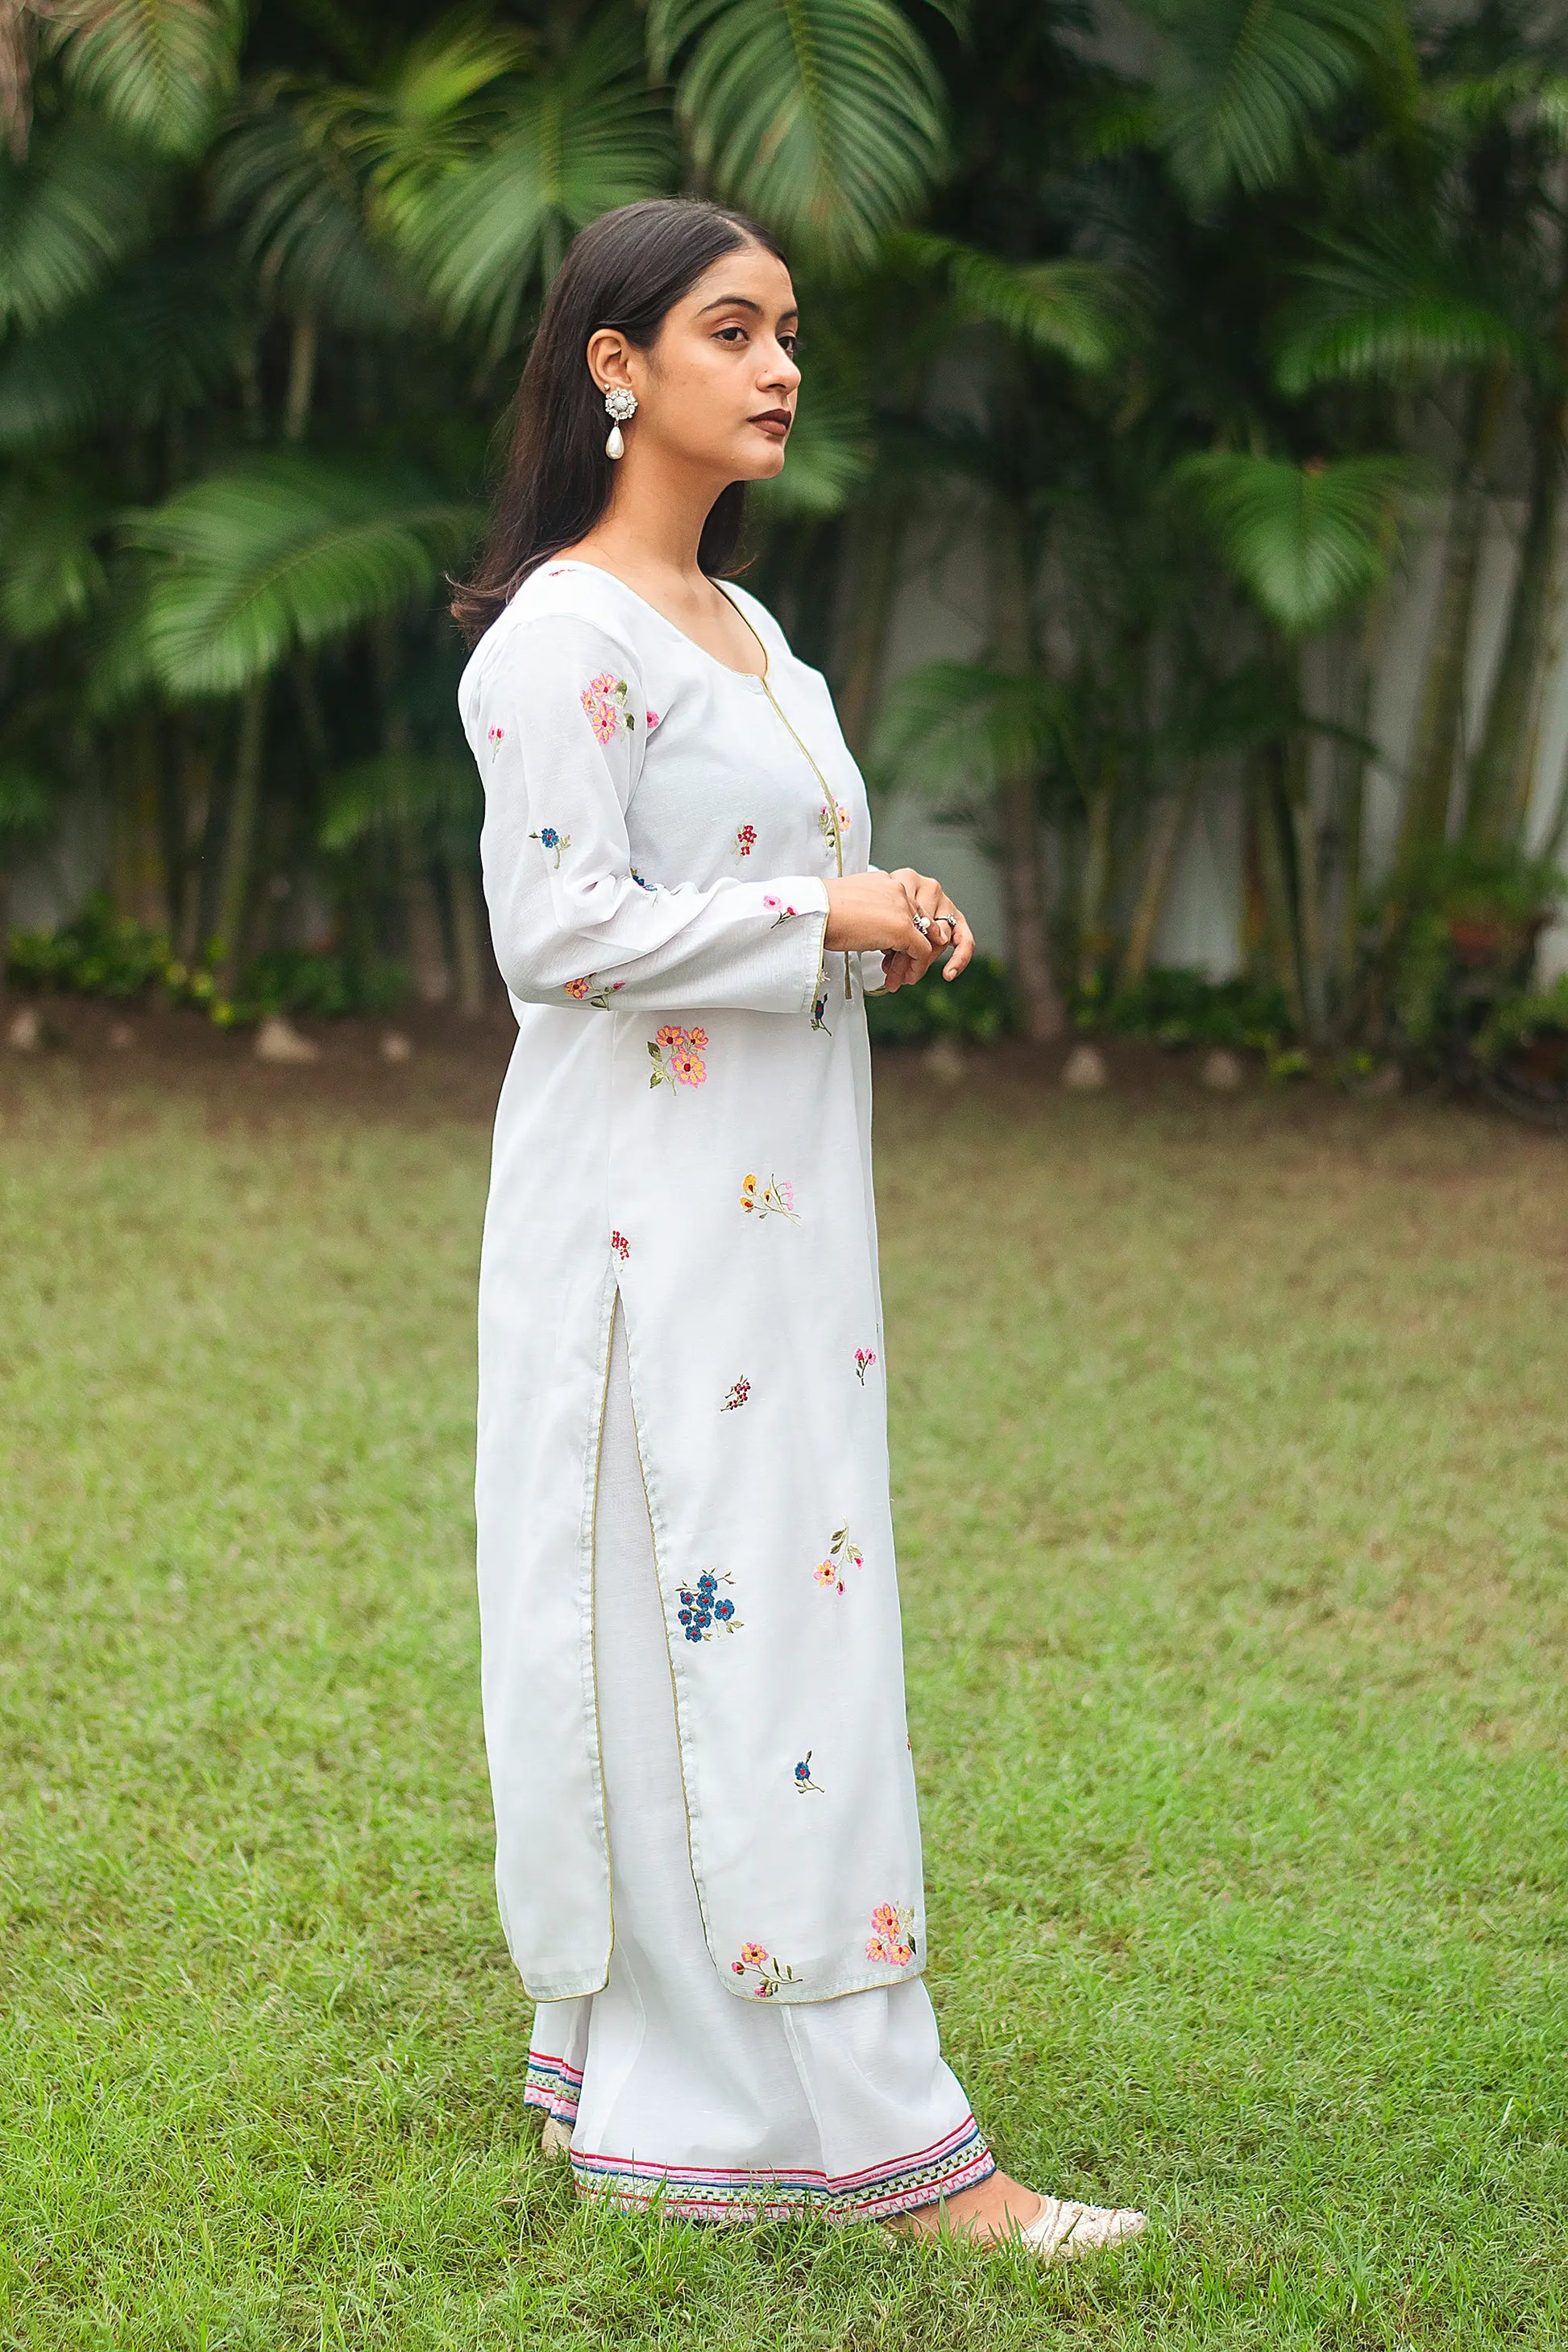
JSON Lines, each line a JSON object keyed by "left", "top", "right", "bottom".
{"left": 865, "top": 1902, "right": 917, "bottom": 1967}
{"left": 647, "top": 1025, "right": 708, "bottom": 1091}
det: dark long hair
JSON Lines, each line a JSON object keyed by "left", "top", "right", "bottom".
{"left": 450, "top": 198, "right": 786, "bottom": 649}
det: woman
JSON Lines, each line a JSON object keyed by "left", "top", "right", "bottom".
{"left": 452, "top": 197, "right": 1145, "bottom": 2259}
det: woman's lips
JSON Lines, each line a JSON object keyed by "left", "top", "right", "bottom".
{"left": 749, "top": 411, "right": 793, "bottom": 439}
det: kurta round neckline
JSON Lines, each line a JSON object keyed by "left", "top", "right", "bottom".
{"left": 543, "top": 558, "right": 771, "bottom": 692}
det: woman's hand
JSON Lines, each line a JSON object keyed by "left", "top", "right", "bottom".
{"left": 822, "top": 865, "right": 973, "bottom": 992}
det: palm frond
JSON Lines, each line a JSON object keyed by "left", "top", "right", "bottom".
{"left": 750, "top": 382, "right": 871, "bottom": 518}
{"left": 1274, "top": 226, "right": 1529, "bottom": 393}
{"left": 649, "top": 0, "right": 948, "bottom": 276}
{"left": 212, "top": 85, "right": 425, "bottom": 334}
{"left": 0, "top": 254, "right": 244, "bottom": 454}
{"left": 0, "top": 758, "right": 61, "bottom": 840}
{"left": 118, "top": 454, "right": 480, "bottom": 699}
{"left": 326, "top": 18, "right": 534, "bottom": 231}
{"left": 890, "top": 233, "right": 1131, "bottom": 371}
{"left": 392, "top": 24, "right": 676, "bottom": 359}
{"left": 0, "top": 121, "right": 164, "bottom": 334}
{"left": 870, "top": 662, "right": 1068, "bottom": 801}
{"left": 45, "top": 0, "right": 243, "bottom": 161}
{"left": 0, "top": 477, "right": 110, "bottom": 638}
{"left": 1135, "top": 0, "right": 1390, "bottom": 205}
{"left": 1176, "top": 450, "right": 1427, "bottom": 635}
{"left": 321, "top": 753, "right": 479, "bottom": 851}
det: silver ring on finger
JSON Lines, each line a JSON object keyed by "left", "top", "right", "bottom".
{"left": 911, "top": 912, "right": 931, "bottom": 937}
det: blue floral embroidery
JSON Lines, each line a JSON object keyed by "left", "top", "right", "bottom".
{"left": 811, "top": 985, "right": 831, "bottom": 1033}
{"left": 630, "top": 866, "right": 657, "bottom": 891}
{"left": 677, "top": 1570, "right": 740, "bottom": 1641}
{"left": 529, "top": 825, "right": 570, "bottom": 869}
{"left": 794, "top": 1750, "right": 823, "bottom": 1793}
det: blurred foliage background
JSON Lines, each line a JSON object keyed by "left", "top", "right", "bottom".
{"left": 0, "top": 0, "right": 1566, "bottom": 1067}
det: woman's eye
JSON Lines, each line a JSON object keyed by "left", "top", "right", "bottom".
{"left": 715, "top": 325, "right": 748, "bottom": 345}
{"left": 780, "top": 334, "right": 799, "bottom": 357}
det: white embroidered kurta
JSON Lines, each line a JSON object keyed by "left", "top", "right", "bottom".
{"left": 458, "top": 556, "right": 925, "bottom": 2006}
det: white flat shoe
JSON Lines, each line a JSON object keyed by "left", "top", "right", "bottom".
{"left": 539, "top": 2116, "right": 573, "bottom": 2160}
{"left": 1018, "top": 2195, "right": 1147, "bottom": 2261}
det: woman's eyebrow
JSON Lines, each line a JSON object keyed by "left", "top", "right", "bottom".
{"left": 695, "top": 293, "right": 799, "bottom": 324}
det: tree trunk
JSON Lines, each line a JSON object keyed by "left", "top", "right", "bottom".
{"left": 1076, "top": 758, "right": 1116, "bottom": 990}
{"left": 213, "top": 679, "right": 268, "bottom": 995}
{"left": 835, "top": 499, "right": 905, "bottom": 764}
{"left": 284, "top": 311, "right": 319, "bottom": 445}
{"left": 447, "top": 860, "right": 489, "bottom": 1019}
{"left": 1467, "top": 224, "right": 1568, "bottom": 845}
{"left": 1397, "top": 364, "right": 1511, "bottom": 865}
{"left": 1119, "top": 774, "right": 1193, "bottom": 989}
{"left": 0, "top": 867, "right": 10, "bottom": 996}
{"left": 989, "top": 500, "right": 1065, "bottom": 1040}
{"left": 400, "top": 826, "right": 451, "bottom": 1005}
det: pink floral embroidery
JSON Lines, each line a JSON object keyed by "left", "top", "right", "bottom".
{"left": 763, "top": 894, "right": 803, "bottom": 927}
{"left": 854, "top": 1347, "right": 877, "bottom": 1383}
{"left": 546, "top": 566, "right": 570, "bottom": 576}
{"left": 731, "top": 1943, "right": 800, "bottom": 1998}
{"left": 733, "top": 823, "right": 757, "bottom": 860}
{"left": 645, "top": 709, "right": 662, "bottom": 732}
{"left": 812, "top": 1520, "right": 863, "bottom": 1595}
{"left": 740, "top": 1171, "right": 799, "bottom": 1222}
{"left": 565, "top": 974, "right": 625, "bottom": 1009}
{"left": 610, "top": 1230, "right": 629, "bottom": 1261}
{"left": 818, "top": 802, "right": 850, "bottom": 850}
{"left": 865, "top": 1903, "right": 917, "bottom": 1968}
{"left": 487, "top": 725, "right": 505, "bottom": 755}
{"left": 648, "top": 1024, "right": 708, "bottom": 1091}
{"left": 720, "top": 1377, "right": 751, "bottom": 1412}
{"left": 580, "top": 671, "right": 637, "bottom": 745}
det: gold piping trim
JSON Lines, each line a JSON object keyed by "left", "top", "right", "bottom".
{"left": 718, "top": 581, "right": 853, "bottom": 1005}
{"left": 575, "top": 1278, "right": 620, "bottom": 1999}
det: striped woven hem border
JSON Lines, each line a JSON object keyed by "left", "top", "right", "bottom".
{"left": 566, "top": 2110, "right": 995, "bottom": 2225}
{"left": 524, "top": 2048, "right": 584, "bottom": 2125}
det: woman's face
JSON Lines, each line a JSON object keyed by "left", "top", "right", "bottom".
{"left": 593, "top": 243, "right": 801, "bottom": 485}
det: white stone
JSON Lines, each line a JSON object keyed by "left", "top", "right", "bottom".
{"left": 1200, "top": 1047, "right": 1245, "bottom": 1092}
{"left": 1060, "top": 1042, "right": 1109, "bottom": 1091}
{"left": 254, "top": 1014, "right": 318, "bottom": 1064}
{"left": 380, "top": 1030, "right": 413, "bottom": 1064}
{"left": 6, "top": 1004, "right": 41, "bottom": 1052}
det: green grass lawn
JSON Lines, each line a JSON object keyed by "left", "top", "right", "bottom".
{"left": 2, "top": 1050, "right": 1566, "bottom": 2349}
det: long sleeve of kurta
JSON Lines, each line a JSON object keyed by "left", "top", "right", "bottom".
{"left": 467, "top": 610, "right": 831, "bottom": 1018}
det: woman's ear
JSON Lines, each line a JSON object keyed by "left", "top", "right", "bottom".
{"left": 586, "top": 329, "right": 634, "bottom": 397}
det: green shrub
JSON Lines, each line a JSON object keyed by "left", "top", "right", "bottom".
{"left": 5, "top": 895, "right": 409, "bottom": 1025}
{"left": 1475, "top": 973, "right": 1568, "bottom": 1064}
{"left": 862, "top": 952, "right": 1017, "bottom": 1044}
{"left": 1078, "top": 966, "right": 1295, "bottom": 1050}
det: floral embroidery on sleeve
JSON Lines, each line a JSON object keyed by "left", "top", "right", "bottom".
{"left": 581, "top": 671, "right": 637, "bottom": 744}
{"left": 648, "top": 1025, "right": 708, "bottom": 1090}
{"left": 731, "top": 1943, "right": 800, "bottom": 1998}
{"left": 565, "top": 975, "right": 625, "bottom": 1009}
{"left": 794, "top": 1751, "right": 823, "bottom": 1794}
{"left": 732, "top": 823, "right": 757, "bottom": 860}
{"left": 764, "top": 894, "right": 803, "bottom": 927}
{"left": 854, "top": 1347, "right": 877, "bottom": 1383}
{"left": 487, "top": 724, "right": 505, "bottom": 757}
{"left": 677, "top": 1570, "right": 740, "bottom": 1640}
{"left": 610, "top": 1230, "right": 629, "bottom": 1261}
{"left": 629, "top": 866, "right": 657, "bottom": 892}
{"left": 865, "top": 1904, "right": 917, "bottom": 1966}
{"left": 811, "top": 985, "right": 831, "bottom": 1033}
{"left": 529, "top": 825, "right": 570, "bottom": 868}
{"left": 645, "top": 708, "right": 662, "bottom": 732}
{"left": 720, "top": 1377, "right": 751, "bottom": 1412}
{"left": 740, "top": 1172, "right": 799, "bottom": 1222}
{"left": 818, "top": 802, "right": 850, "bottom": 851}
{"left": 812, "top": 1520, "right": 863, "bottom": 1595}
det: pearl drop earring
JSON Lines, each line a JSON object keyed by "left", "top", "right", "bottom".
{"left": 604, "top": 385, "right": 637, "bottom": 459}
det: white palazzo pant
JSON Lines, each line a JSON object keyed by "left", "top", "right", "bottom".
{"left": 522, "top": 1297, "right": 996, "bottom": 2225}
